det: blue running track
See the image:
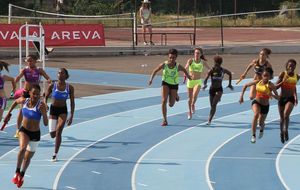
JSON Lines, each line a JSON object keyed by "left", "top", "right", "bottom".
{"left": 0, "top": 68, "right": 299, "bottom": 190}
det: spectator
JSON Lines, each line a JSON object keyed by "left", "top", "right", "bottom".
{"left": 139, "top": 0, "right": 154, "bottom": 45}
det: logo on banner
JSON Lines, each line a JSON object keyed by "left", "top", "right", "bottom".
{"left": 51, "top": 31, "right": 101, "bottom": 40}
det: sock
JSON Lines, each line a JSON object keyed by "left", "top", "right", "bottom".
{"left": 16, "top": 168, "right": 20, "bottom": 173}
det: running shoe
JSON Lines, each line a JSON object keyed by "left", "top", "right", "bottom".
{"left": 251, "top": 135, "right": 256, "bottom": 143}
{"left": 258, "top": 130, "right": 264, "bottom": 139}
{"left": 161, "top": 121, "right": 168, "bottom": 127}
{"left": 12, "top": 173, "right": 20, "bottom": 184}
{"left": 52, "top": 155, "right": 57, "bottom": 162}
{"left": 187, "top": 113, "right": 192, "bottom": 120}
{"left": 206, "top": 121, "right": 211, "bottom": 126}
{"left": 280, "top": 133, "right": 285, "bottom": 144}
{"left": 16, "top": 176, "right": 24, "bottom": 188}
{"left": 143, "top": 41, "right": 148, "bottom": 45}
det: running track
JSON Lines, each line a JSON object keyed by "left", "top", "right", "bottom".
{"left": 0, "top": 66, "right": 299, "bottom": 190}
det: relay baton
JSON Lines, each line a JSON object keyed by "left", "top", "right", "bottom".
{"left": 236, "top": 78, "right": 243, "bottom": 85}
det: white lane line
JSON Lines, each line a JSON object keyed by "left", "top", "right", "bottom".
{"left": 65, "top": 186, "right": 76, "bottom": 190}
{"left": 91, "top": 171, "right": 102, "bottom": 175}
{"left": 276, "top": 132, "right": 300, "bottom": 190}
{"left": 137, "top": 182, "right": 148, "bottom": 187}
{"left": 53, "top": 91, "right": 241, "bottom": 189}
{"left": 108, "top": 157, "right": 122, "bottom": 161}
{"left": 131, "top": 105, "right": 291, "bottom": 190}
{"left": 131, "top": 107, "right": 252, "bottom": 190}
{"left": 206, "top": 111, "right": 300, "bottom": 190}
{"left": 157, "top": 168, "right": 168, "bottom": 172}
{"left": 0, "top": 88, "right": 169, "bottom": 161}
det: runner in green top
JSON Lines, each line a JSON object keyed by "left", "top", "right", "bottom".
{"left": 148, "top": 48, "right": 191, "bottom": 126}
{"left": 184, "top": 47, "right": 210, "bottom": 120}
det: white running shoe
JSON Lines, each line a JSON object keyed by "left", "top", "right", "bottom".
{"left": 251, "top": 135, "right": 256, "bottom": 143}
{"left": 52, "top": 155, "right": 57, "bottom": 162}
{"left": 187, "top": 114, "right": 192, "bottom": 120}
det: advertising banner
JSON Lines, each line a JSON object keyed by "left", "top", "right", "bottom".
{"left": 0, "top": 24, "right": 105, "bottom": 47}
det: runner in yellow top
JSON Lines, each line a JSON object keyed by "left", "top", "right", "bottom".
{"left": 148, "top": 48, "right": 191, "bottom": 126}
{"left": 239, "top": 67, "right": 279, "bottom": 143}
{"left": 276, "top": 59, "right": 300, "bottom": 143}
{"left": 184, "top": 48, "right": 210, "bottom": 119}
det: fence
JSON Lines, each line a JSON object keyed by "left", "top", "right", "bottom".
{"left": 2, "top": 4, "right": 300, "bottom": 49}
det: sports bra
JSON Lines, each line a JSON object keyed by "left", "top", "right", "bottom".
{"left": 256, "top": 80, "right": 271, "bottom": 99}
{"left": 282, "top": 71, "right": 297, "bottom": 89}
{"left": 189, "top": 59, "right": 204, "bottom": 73}
{"left": 253, "top": 60, "right": 268, "bottom": 75}
{"left": 23, "top": 67, "right": 41, "bottom": 83}
{"left": 52, "top": 82, "right": 70, "bottom": 100}
{"left": 22, "top": 98, "right": 42, "bottom": 120}
{"left": 162, "top": 62, "right": 179, "bottom": 85}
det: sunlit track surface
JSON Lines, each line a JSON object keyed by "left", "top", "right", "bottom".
{"left": 0, "top": 73, "right": 299, "bottom": 190}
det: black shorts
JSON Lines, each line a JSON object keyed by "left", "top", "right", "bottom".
{"left": 162, "top": 81, "right": 178, "bottom": 90}
{"left": 19, "top": 127, "right": 40, "bottom": 141}
{"left": 209, "top": 87, "right": 223, "bottom": 96}
{"left": 252, "top": 100, "right": 269, "bottom": 115}
{"left": 278, "top": 96, "right": 295, "bottom": 107}
{"left": 50, "top": 105, "right": 68, "bottom": 117}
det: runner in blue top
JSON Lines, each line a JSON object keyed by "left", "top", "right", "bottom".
{"left": 14, "top": 55, "right": 51, "bottom": 138}
{"left": 44, "top": 68, "right": 75, "bottom": 162}
{"left": 4, "top": 84, "right": 48, "bottom": 188}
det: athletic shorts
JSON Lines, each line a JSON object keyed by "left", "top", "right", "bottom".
{"left": 50, "top": 105, "right": 68, "bottom": 117}
{"left": 252, "top": 100, "right": 269, "bottom": 115}
{"left": 278, "top": 96, "right": 295, "bottom": 107}
{"left": 0, "top": 97, "right": 7, "bottom": 109}
{"left": 209, "top": 87, "right": 223, "bottom": 97}
{"left": 19, "top": 127, "right": 41, "bottom": 141}
{"left": 187, "top": 79, "right": 202, "bottom": 88}
{"left": 162, "top": 81, "right": 178, "bottom": 90}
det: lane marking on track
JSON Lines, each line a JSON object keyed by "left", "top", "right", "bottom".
{"left": 137, "top": 182, "right": 148, "bottom": 187}
{"left": 91, "top": 171, "right": 102, "bottom": 175}
{"left": 206, "top": 111, "right": 300, "bottom": 190}
{"left": 65, "top": 186, "right": 76, "bottom": 190}
{"left": 276, "top": 133, "right": 300, "bottom": 190}
{"left": 131, "top": 107, "right": 254, "bottom": 190}
{"left": 157, "top": 168, "right": 168, "bottom": 172}
{"left": 53, "top": 92, "right": 243, "bottom": 190}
